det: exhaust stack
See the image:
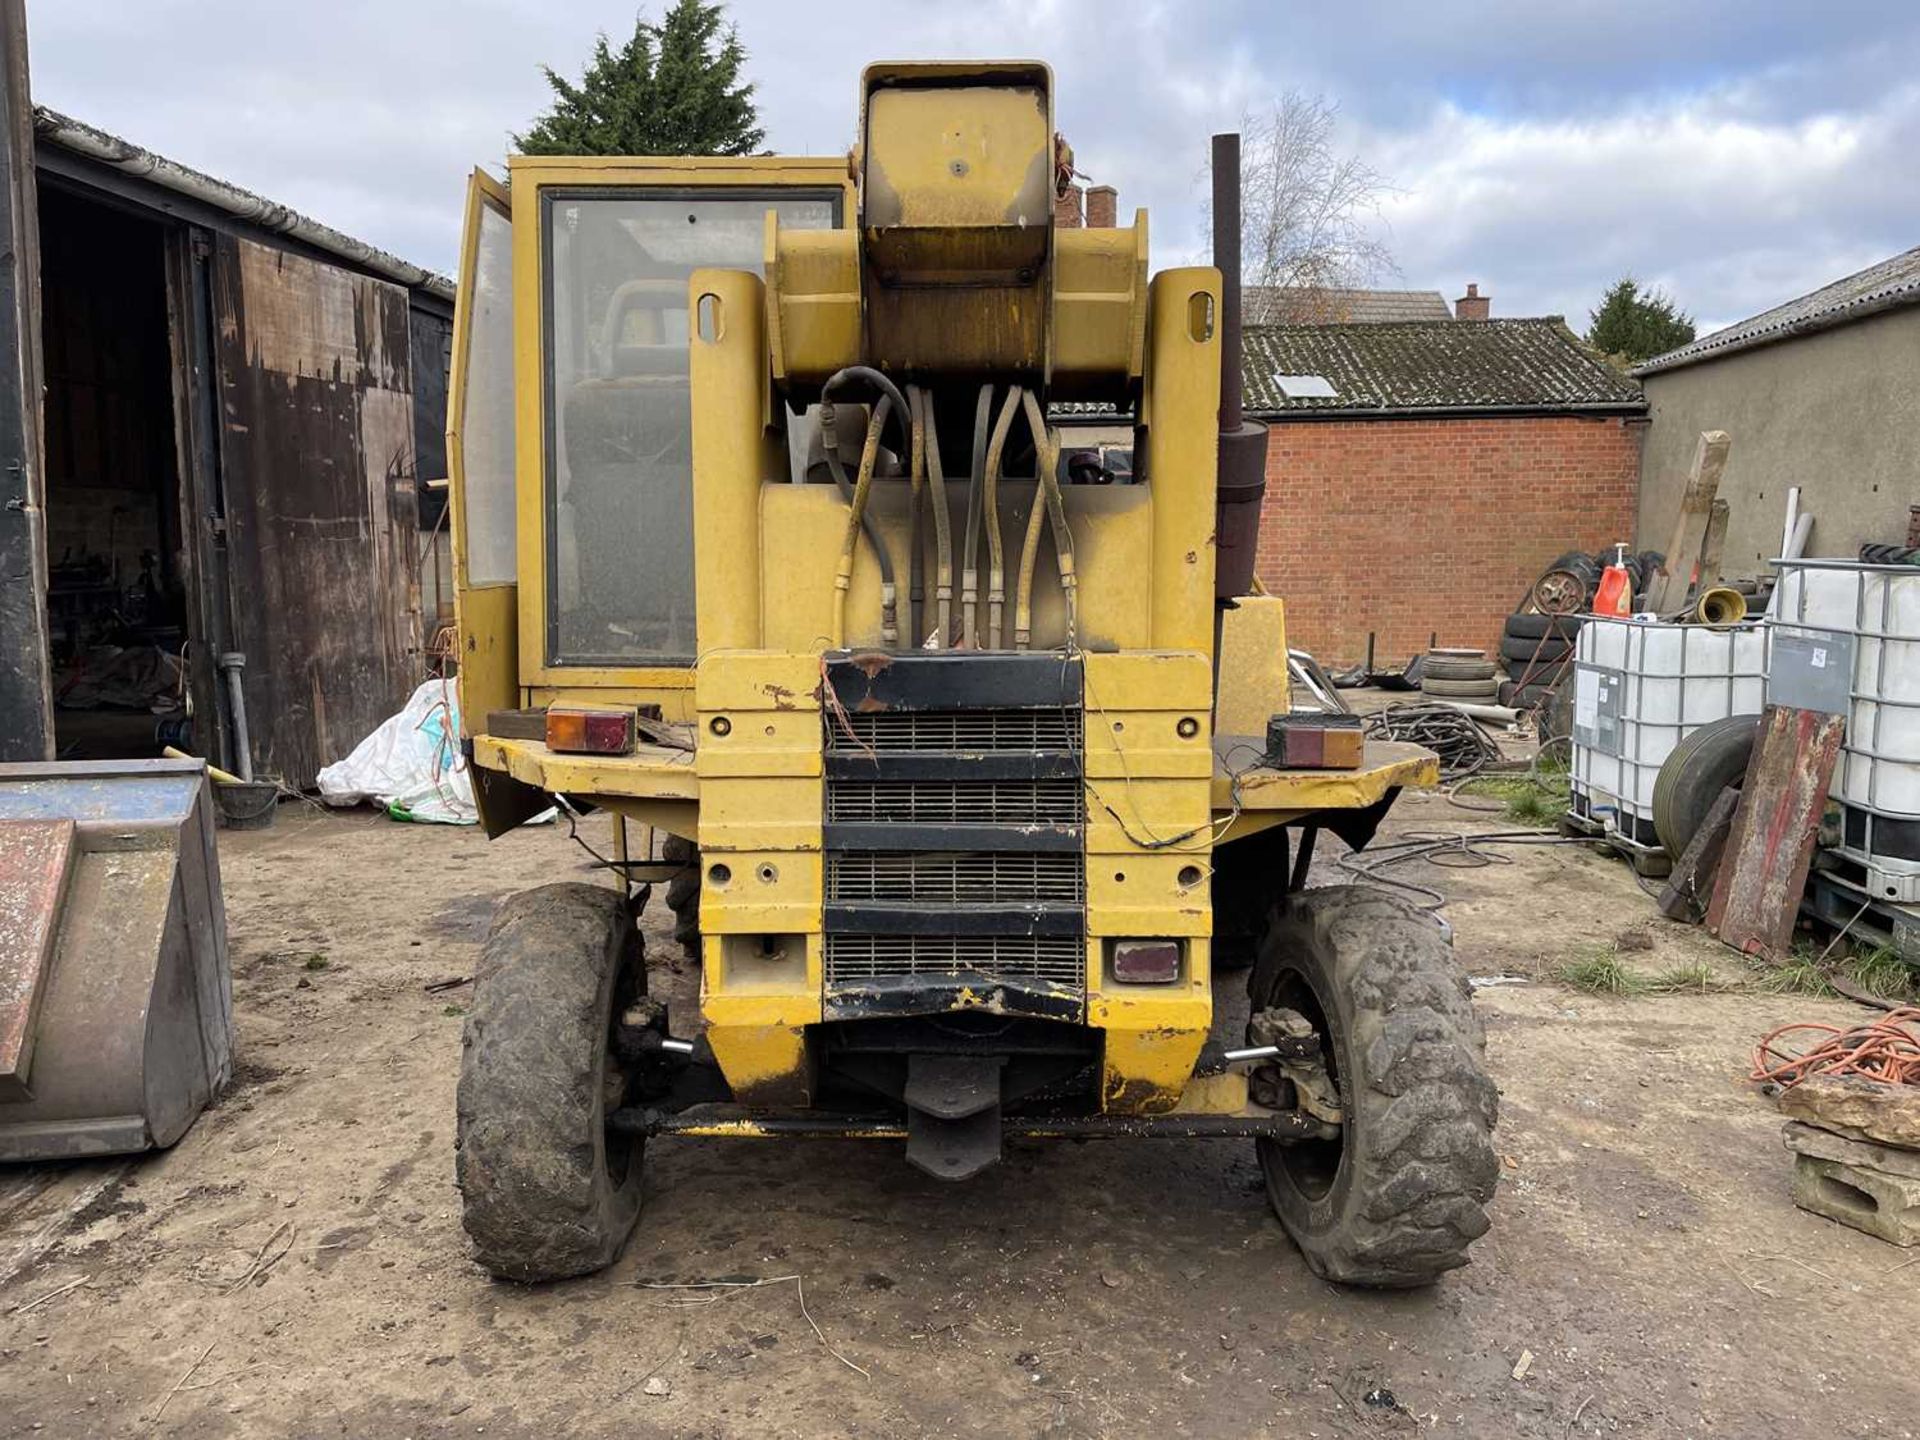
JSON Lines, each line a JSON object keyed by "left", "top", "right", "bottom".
{"left": 1211, "top": 132, "right": 1269, "bottom": 600}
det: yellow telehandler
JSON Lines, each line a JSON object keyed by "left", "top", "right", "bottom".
{"left": 445, "top": 61, "right": 1495, "bottom": 1287}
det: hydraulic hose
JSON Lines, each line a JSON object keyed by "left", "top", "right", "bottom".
{"left": 982, "top": 385, "right": 1024, "bottom": 650}
{"left": 922, "top": 390, "right": 954, "bottom": 649}
{"left": 830, "top": 394, "right": 895, "bottom": 648}
{"left": 1018, "top": 389, "right": 1078, "bottom": 645}
{"left": 905, "top": 386, "right": 926, "bottom": 649}
{"left": 960, "top": 385, "right": 992, "bottom": 648}
{"left": 1013, "top": 400, "right": 1056, "bottom": 649}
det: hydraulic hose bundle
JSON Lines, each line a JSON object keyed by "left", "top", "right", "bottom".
{"left": 827, "top": 370, "right": 1072, "bottom": 651}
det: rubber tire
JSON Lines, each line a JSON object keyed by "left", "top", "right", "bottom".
{"left": 663, "top": 835, "right": 700, "bottom": 962}
{"left": 1422, "top": 657, "right": 1498, "bottom": 682}
{"left": 456, "top": 883, "right": 644, "bottom": 1282}
{"left": 1500, "top": 636, "right": 1572, "bottom": 667}
{"left": 1502, "top": 613, "right": 1585, "bottom": 643}
{"left": 1250, "top": 886, "right": 1498, "bottom": 1287}
{"left": 1651, "top": 715, "right": 1760, "bottom": 857}
{"left": 1420, "top": 676, "right": 1500, "bottom": 698}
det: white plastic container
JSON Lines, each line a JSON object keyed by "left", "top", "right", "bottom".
{"left": 1569, "top": 616, "right": 1769, "bottom": 849}
{"left": 1770, "top": 560, "right": 1920, "bottom": 900}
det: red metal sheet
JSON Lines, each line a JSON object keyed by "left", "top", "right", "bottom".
{"left": 1707, "top": 706, "right": 1845, "bottom": 960}
{"left": 0, "top": 819, "right": 76, "bottom": 1098}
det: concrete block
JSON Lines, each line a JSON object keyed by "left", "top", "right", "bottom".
{"left": 1783, "top": 1120, "right": 1920, "bottom": 1180}
{"left": 1791, "top": 1154, "right": 1920, "bottom": 1247}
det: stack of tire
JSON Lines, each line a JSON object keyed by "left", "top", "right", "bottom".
{"left": 1420, "top": 647, "right": 1499, "bottom": 700}
{"left": 1498, "top": 612, "right": 1584, "bottom": 710}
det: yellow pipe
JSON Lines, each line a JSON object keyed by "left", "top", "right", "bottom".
{"left": 923, "top": 392, "right": 953, "bottom": 648}
{"left": 982, "top": 385, "right": 1023, "bottom": 650}
{"left": 1016, "top": 389, "right": 1077, "bottom": 647}
{"left": 163, "top": 746, "right": 244, "bottom": 786}
{"left": 830, "top": 394, "right": 893, "bottom": 648}
{"left": 906, "top": 386, "right": 927, "bottom": 646}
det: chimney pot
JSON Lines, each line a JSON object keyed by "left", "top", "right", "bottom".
{"left": 1085, "top": 184, "right": 1117, "bottom": 228}
{"left": 1455, "top": 283, "right": 1490, "bottom": 321}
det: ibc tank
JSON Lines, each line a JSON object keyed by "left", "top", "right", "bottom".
{"left": 1770, "top": 559, "right": 1920, "bottom": 901}
{"left": 1569, "top": 616, "right": 1769, "bottom": 849}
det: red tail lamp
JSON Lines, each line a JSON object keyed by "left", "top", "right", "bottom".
{"left": 1111, "top": 939, "right": 1181, "bottom": 984}
{"left": 545, "top": 706, "right": 637, "bottom": 755}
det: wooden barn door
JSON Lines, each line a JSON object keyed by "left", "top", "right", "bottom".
{"left": 211, "top": 235, "right": 419, "bottom": 788}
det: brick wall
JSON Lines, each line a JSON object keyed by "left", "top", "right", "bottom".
{"left": 1255, "top": 414, "right": 1643, "bottom": 666}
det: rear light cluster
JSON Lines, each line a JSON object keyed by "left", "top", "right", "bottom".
{"left": 545, "top": 706, "right": 637, "bottom": 755}
{"left": 1111, "top": 939, "right": 1181, "bottom": 984}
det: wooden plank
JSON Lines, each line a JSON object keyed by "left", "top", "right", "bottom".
{"left": 1647, "top": 430, "right": 1731, "bottom": 613}
{"left": 1697, "top": 498, "right": 1730, "bottom": 594}
{"left": 1706, "top": 705, "right": 1845, "bottom": 960}
{"left": 1657, "top": 784, "right": 1739, "bottom": 922}
{"left": 0, "top": 819, "right": 74, "bottom": 1099}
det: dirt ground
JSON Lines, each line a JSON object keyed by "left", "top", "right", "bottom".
{"left": 2, "top": 785, "right": 1917, "bottom": 1438}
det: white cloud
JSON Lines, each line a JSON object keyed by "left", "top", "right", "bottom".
{"left": 22, "top": 0, "right": 1920, "bottom": 335}
{"left": 1365, "top": 82, "right": 1920, "bottom": 328}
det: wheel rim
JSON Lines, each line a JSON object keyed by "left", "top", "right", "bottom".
{"left": 1254, "top": 963, "right": 1346, "bottom": 1205}
{"left": 1532, "top": 569, "right": 1585, "bottom": 614}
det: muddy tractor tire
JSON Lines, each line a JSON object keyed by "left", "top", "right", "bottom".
{"left": 663, "top": 835, "right": 701, "bottom": 962}
{"left": 456, "top": 883, "right": 645, "bottom": 1282}
{"left": 1250, "top": 885, "right": 1499, "bottom": 1287}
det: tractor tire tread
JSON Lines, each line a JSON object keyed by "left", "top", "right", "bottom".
{"left": 456, "top": 882, "right": 643, "bottom": 1283}
{"left": 1253, "top": 886, "right": 1498, "bottom": 1288}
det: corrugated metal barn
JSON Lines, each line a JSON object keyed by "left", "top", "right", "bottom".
{"left": 0, "top": 87, "right": 453, "bottom": 788}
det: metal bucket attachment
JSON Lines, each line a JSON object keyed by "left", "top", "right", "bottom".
{"left": 0, "top": 760, "right": 232, "bottom": 1161}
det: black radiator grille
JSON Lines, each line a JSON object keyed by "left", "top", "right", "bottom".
{"left": 828, "top": 709, "right": 1081, "bottom": 754}
{"left": 825, "top": 778, "right": 1084, "bottom": 827}
{"left": 824, "top": 934, "right": 1084, "bottom": 985}
{"left": 819, "top": 654, "right": 1087, "bottom": 1006}
{"left": 829, "top": 851, "right": 1085, "bottom": 904}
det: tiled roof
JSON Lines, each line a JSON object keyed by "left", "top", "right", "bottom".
{"left": 1243, "top": 318, "right": 1645, "bottom": 416}
{"left": 1245, "top": 286, "right": 1454, "bottom": 325}
{"left": 1634, "top": 246, "right": 1920, "bottom": 376}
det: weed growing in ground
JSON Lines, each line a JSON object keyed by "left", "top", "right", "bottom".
{"left": 1644, "top": 960, "right": 1739, "bottom": 994}
{"left": 1456, "top": 773, "right": 1569, "bottom": 828}
{"left": 1554, "top": 946, "right": 1648, "bottom": 996}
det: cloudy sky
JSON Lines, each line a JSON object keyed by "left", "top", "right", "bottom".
{"left": 27, "top": 1, "right": 1920, "bottom": 334}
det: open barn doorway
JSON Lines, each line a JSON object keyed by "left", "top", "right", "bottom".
{"left": 37, "top": 181, "right": 199, "bottom": 760}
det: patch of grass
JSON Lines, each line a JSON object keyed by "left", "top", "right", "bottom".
{"left": 302, "top": 954, "right": 330, "bottom": 971}
{"left": 1456, "top": 773, "right": 1570, "bottom": 828}
{"left": 1645, "top": 960, "right": 1742, "bottom": 995}
{"left": 1750, "top": 952, "right": 1840, "bottom": 998}
{"left": 1842, "top": 945, "right": 1919, "bottom": 1003}
{"left": 1749, "top": 943, "right": 1919, "bottom": 1003}
{"left": 1554, "top": 946, "right": 1649, "bottom": 996}
{"left": 442, "top": 1003, "right": 467, "bottom": 1018}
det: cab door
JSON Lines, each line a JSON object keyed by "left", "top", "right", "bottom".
{"left": 446, "top": 169, "right": 541, "bottom": 833}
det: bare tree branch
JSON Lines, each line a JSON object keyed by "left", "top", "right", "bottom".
{"left": 1219, "top": 92, "right": 1399, "bottom": 323}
